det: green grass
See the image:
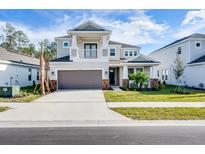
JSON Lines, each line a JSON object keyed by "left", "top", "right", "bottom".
{"left": 0, "top": 106, "right": 10, "bottom": 112}
{"left": 104, "top": 85, "right": 205, "bottom": 102}
{"left": 113, "top": 107, "right": 205, "bottom": 120}
{"left": 0, "top": 85, "right": 41, "bottom": 103}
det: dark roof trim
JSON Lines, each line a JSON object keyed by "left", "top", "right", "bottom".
{"left": 151, "top": 33, "right": 205, "bottom": 54}
{"left": 188, "top": 55, "right": 205, "bottom": 64}
{"left": 109, "top": 40, "right": 141, "bottom": 48}
{"left": 50, "top": 56, "right": 73, "bottom": 62}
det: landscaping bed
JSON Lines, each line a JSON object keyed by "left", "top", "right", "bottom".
{"left": 104, "top": 85, "right": 205, "bottom": 102}
{"left": 0, "top": 85, "right": 41, "bottom": 103}
{"left": 113, "top": 107, "right": 205, "bottom": 120}
{"left": 0, "top": 106, "right": 10, "bottom": 112}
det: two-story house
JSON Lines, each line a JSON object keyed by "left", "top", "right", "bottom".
{"left": 50, "top": 21, "right": 159, "bottom": 89}
{"left": 149, "top": 33, "right": 205, "bottom": 89}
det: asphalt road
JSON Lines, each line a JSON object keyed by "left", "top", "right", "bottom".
{"left": 0, "top": 126, "right": 205, "bottom": 145}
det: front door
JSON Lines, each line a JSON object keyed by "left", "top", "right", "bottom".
{"left": 109, "top": 68, "right": 115, "bottom": 85}
{"left": 84, "top": 43, "right": 97, "bottom": 59}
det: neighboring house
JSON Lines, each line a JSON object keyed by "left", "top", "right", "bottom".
{"left": 0, "top": 48, "right": 40, "bottom": 87}
{"left": 50, "top": 21, "right": 159, "bottom": 89}
{"left": 149, "top": 33, "right": 205, "bottom": 89}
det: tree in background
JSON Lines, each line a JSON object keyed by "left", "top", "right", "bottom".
{"left": 173, "top": 54, "right": 185, "bottom": 93}
{"left": 13, "top": 30, "right": 29, "bottom": 51}
{"left": 1, "top": 23, "right": 16, "bottom": 50}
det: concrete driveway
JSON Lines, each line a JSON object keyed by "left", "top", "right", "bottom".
{"left": 34, "top": 89, "right": 105, "bottom": 103}
{"left": 0, "top": 90, "right": 130, "bottom": 122}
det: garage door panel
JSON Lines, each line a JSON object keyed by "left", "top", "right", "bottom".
{"left": 58, "top": 70, "right": 102, "bottom": 89}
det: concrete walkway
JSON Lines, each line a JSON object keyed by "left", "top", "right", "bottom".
{"left": 0, "top": 90, "right": 130, "bottom": 121}
{"left": 107, "top": 102, "right": 205, "bottom": 108}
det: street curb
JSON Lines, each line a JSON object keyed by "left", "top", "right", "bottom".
{"left": 1, "top": 120, "right": 205, "bottom": 128}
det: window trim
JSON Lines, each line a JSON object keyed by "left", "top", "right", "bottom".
{"left": 109, "top": 47, "right": 116, "bottom": 57}
{"left": 63, "top": 41, "right": 69, "bottom": 48}
{"left": 124, "top": 50, "right": 129, "bottom": 57}
{"left": 129, "top": 51, "right": 133, "bottom": 56}
{"left": 134, "top": 50, "right": 138, "bottom": 56}
{"left": 195, "top": 41, "right": 201, "bottom": 49}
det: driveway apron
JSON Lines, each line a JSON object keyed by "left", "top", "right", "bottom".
{"left": 0, "top": 90, "right": 130, "bottom": 121}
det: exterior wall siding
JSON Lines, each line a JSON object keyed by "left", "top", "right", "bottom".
{"left": 0, "top": 63, "right": 39, "bottom": 87}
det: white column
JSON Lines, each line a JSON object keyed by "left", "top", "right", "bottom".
{"left": 122, "top": 65, "right": 128, "bottom": 79}
{"left": 71, "top": 35, "right": 77, "bottom": 47}
{"left": 102, "top": 35, "right": 108, "bottom": 47}
{"left": 71, "top": 35, "right": 79, "bottom": 58}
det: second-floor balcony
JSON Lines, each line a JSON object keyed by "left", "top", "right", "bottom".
{"left": 70, "top": 48, "right": 109, "bottom": 62}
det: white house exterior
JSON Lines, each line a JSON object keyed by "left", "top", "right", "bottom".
{"left": 50, "top": 21, "right": 159, "bottom": 90}
{"left": 0, "top": 48, "right": 40, "bottom": 87}
{"left": 149, "top": 33, "right": 205, "bottom": 89}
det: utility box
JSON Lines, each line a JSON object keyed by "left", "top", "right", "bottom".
{"left": 0, "top": 85, "right": 20, "bottom": 97}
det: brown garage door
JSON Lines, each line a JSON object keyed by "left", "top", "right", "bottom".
{"left": 58, "top": 70, "right": 102, "bottom": 89}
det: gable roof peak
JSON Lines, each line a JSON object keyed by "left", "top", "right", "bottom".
{"left": 68, "top": 20, "right": 111, "bottom": 32}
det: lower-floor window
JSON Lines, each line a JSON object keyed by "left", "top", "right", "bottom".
{"left": 37, "top": 71, "right": 39, "bottom": 80}
{"left": 128, "top": 68, "right": 134, "bottom": 74}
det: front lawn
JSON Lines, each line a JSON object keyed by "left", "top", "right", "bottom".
{"left": 104, "top": 85, "right": 205, "bottom": 102}
{"left": 0, "top": 106, "right": 10, "bottom": 112}
{"left": 0, "top": 85, "right": 41, "bottom": 103}
{"left": 113, "top": 107, "right": 205, "bottom": 120}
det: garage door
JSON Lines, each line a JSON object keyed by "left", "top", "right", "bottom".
{"left": 58, "top": 70, "right": 102, "bottom": 89}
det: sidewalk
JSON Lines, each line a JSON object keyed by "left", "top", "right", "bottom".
{"left": 107, "top": 102, "right": 205, "bottom": 108}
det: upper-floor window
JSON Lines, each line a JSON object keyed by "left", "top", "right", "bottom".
{"left": 109, "top": 48, "right": 116, "bottom": 56}
{"left": 157, "top": 70, "right": 160, "bottom": 77}
{"left": 177, "top": 46, "right": 182, "bottom": 54}
{"left": 63, "top": 41, "right": 69, "bottom": 48}
{"left": 134, "top": 51, "right": 138, "bottom": 56}
{"left": 129, "top": 51, "right": 133, "bottom": 56}
{"left": 125, "top": 51, "right": 128, "bottom": 56}
{"left": 195, "top": 41, "right": 201, "bottom": 49}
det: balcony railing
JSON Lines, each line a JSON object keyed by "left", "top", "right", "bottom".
{"left": 70, "top": 48, "right": 108, "bottom": 61}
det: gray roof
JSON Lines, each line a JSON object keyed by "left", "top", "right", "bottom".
{"left": 50, "top": 56, "right": 73, "bottom": 62}
{"left": 153, "top": 33, "right": 205, "bottom": 53}
{"left": 188, "top": 55, "right": 205, "bottom": 64}
{"left": 0, "top": 48, "right": 39, "bottom": 66}
{"left": 69, "top": 21, "right": 111, "bottom": 32}
{"left": 109, "top": 40, "right": 141, "bottom": 48}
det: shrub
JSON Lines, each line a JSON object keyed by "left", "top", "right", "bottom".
{"left": 128, "top": 72, "right": 149, "bottom": 90}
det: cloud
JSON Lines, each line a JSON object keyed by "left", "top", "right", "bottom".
{"left": 0, "top": 10, "right": 169, "bottom": 47}
{"left": 175, "top": 10, "right": 205, "bottom": 38}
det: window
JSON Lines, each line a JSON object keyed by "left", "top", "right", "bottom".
{"left": 162, "top": 70, "right": 165, "bottom": 80}
{"left": 177, "top": 46, "right": 182, "bottom": 54}
{"left": 134, "top": 51, "right": 138, "bottom": 56}
{"left": 110, "top": 48, "right": 116, "bottom": 56}
{"left": 63, "top": 41, "right": 69, "bottom": 48}
{"left": 129, "top": 51, "right": 133, "bottom": 56}
{"left": 165, "top": 70, "right": 169, "bottom": 80}
{"left": 28, "top": 68, "right": 32, "bottom": 81}
{"left": 125, "top": 51, "right": 128, "bottom": 56}
{"left": 136, "top": 68, "right": 143, "bottom": 72}
{"left": 128, "top": 68, "right": 134, "bottom": 74}
{"left": 195, "top": 41, "right": 201, "bottom": 48}
{"left": 157, "top": 70, "right": 160, "bottom": 77}
{"left": 37, "top": 71, "right": 39, "bottom": 80}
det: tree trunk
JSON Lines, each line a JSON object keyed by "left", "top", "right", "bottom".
{"left": 40, "top": 48, "right": 45, "bottom": 96}
{"left": 45, "top": 61, "right": 50, "bottom": 92}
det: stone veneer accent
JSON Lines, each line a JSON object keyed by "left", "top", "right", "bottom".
{"left": 150, "top": 78, "right": 159, "bottom": 89}
{"left": 102, "top": 79, "right": 110, "bottom": 90}
{"left": 50, "top": 80, "right": 57, "bottom": 91}
{"left": 122, "top": 79, "right": 129, "bottom": 88}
